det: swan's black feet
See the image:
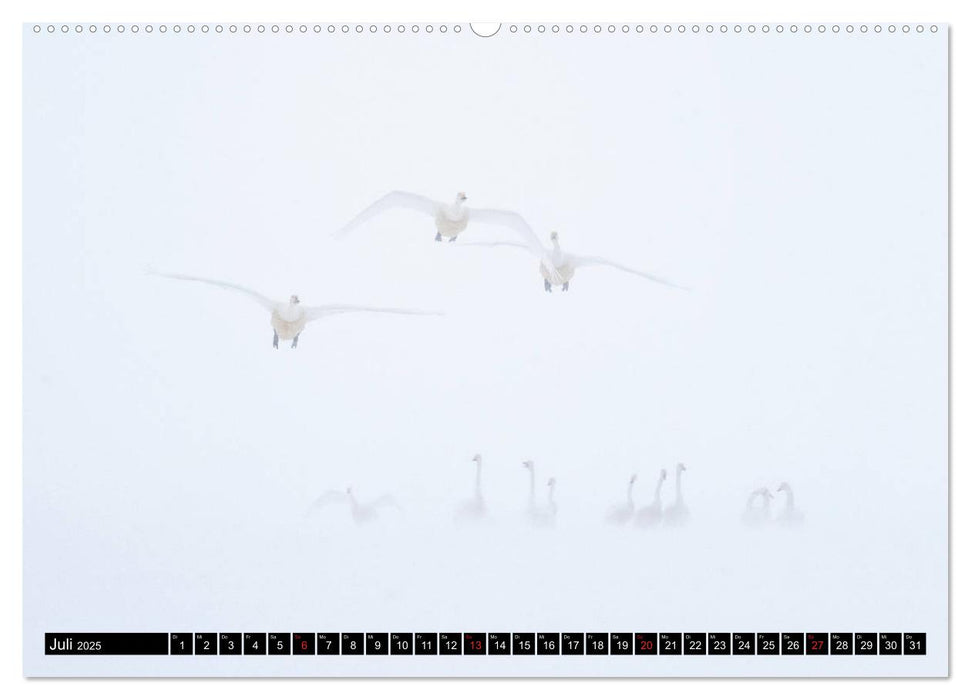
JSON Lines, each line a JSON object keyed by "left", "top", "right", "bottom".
{"left": 435, "top": 232, "right": 442, "bottom": 242}
{"left": 291, "top": 334, "right": 300, "bottom": 349}
{"left": 273, "top": 331, "right": 279, "bottom": 349}
{"left": 544, "top": 279, "right": 552, "bottom": 293}
{"left": 448, "top": 236, "right": 457, "bottom": 242}
{"left": 562, "top": 282, "right": 570, "bottom": 292}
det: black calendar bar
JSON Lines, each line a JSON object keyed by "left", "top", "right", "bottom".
{"left": 44, "top": 632, "right": 927, "bottom": 656}
{"left": 45, "top": 633, "right": 168, "bottom": 655}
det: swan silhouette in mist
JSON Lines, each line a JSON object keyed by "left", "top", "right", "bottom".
{"left": 606, "top": 474, "right": 638, "bottom": 525}
{"left": 307, "top": 487, "right": 398, "bottom": 524}
{"left": 634, "top": 469, "right": 666, "bottom": 528}
{"left": 663, "top": 462, "right": 689, "bottom": 526}
{"left": 466, "top": 223, "right": 686, "bottom": 292}
{"left": 530, "top": 478, "right": 558, "bottom": 528}
{"left": 454, "top": 454, "right": 487, "bottom": 522}
{"left": 335, "top": 191, "right": 533, "bottom": 243}
{"left": 522, "top": 460, "right": 540, "bottom": 515}
{"left": 775, "top": 482, "right": 804, "bottom": 526}
{"left": 149, "top": 271, "right": 440, "bottom": 348}
{"left": 741, "top": 487, "right": 774, "bottom": 527}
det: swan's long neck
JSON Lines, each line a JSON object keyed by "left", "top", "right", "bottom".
{"left": 674, "top": 468, "right": 683, "bottom": 504}
{"left": 448, "top": 199, "right": 464, "bottom": 216}
{"left": 782, "top": 487, "right": 794, "bottom": 511}
{"left": 653, "top": 475, "right": 665, "bottom": 503}
{"left": 626, "top": 480, "right": 635, "bottom": 508}
{"left": 548, "top": 483, "right": 556, "bottom": 505}
{"left": 474, "top": 461, "right": 482, "bottom": 498}
{"left": 528, "top": 469, "right": 535, "bottom": 506}
{"left": 746, "top": 492, "right": 759, "bottom": 509}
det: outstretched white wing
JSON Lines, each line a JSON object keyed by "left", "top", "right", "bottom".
{"left": 335, "top": 191, "right": 441, "bottom": 237}
{"left": 570, "top": 255, "right": 688, "bottom": 290}
{"left": 467, "top": 208, "right": 547, "bottom": 256}
{"left": 303, "top": 304, "right": 443, "bottom": 322}
{"left": 149, "top": 270, "right": 279, "bottom": 310}
{"left": 461, "top": 240, "right": 534, "bottom": 254}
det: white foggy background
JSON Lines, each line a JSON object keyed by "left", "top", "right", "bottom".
{"left": 22, "top": 26, "right": 947, "bottom": 676}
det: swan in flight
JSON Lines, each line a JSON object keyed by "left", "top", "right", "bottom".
{"left": 606, "top": 474, "right": 638, "bottom": 525}
{"left": 455, "top": 454, "right": 487, "bottom": 522}
{"left": 335, "top": 191, "right": 531, "bottom": 243}
{"left": 775, "top": 482, "right": 804, "bottom": 526}
{"left": 467, "top": 223, "right": 686, "bottom": 292}
{"left": 308, "top": 487, "right": 399, "bottom": 524}
{"left": 149, "top": 271, "right": 440, "bottom": 348}
{"left": 530, "top": 478, "right": 558, "bottom": 528}
{"left": 741, "top": 487, "right": 774, "bottom": 527}
{"left": 634, "top": 469, "right": 666, "bottom": 528}
{"left": 663, "top": 463, "right": 690, "bottom": 526}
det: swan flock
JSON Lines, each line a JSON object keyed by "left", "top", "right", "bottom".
{"left": 148, "top": 189, "right": 685, "bottom": 346}
{"left": 144, "top": 190, "right": 810, "bottom": 532}
{"left": 307, "top": 459, "right": 806, "bottom": 531}
{"left": 337, "top": 190, "right": 687, "bottom": 293}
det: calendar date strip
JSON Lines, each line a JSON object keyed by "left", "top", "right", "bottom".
{"left": 45, "top": 632, "right": 926, "bottom": 656}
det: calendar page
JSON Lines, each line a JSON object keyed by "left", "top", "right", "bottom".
{"left": 22, "top": 21, "right": 948, "bottom": 677}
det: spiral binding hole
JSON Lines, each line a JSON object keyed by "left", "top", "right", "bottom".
{"left": 29, "top": 22, "right": 944, "bottom": 37}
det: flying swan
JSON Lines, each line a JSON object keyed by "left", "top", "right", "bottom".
{"left": 149, "top": 271, "right": 440, "bottom": 348}
{"left": 465, "top": 221, "right": 686, "bottom": 292}
{"left": 335, "top": 191, "right": 532, "bottom": 243}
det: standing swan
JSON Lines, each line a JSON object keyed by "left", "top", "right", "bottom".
{"left": 606, "top": 474, "right": 638, "bottom": 525}
{"left": 634, "top": 469, "right": 667, "bottom": 528}
{"left": 466, "top": 220, "right": 686, "bottom": 292}
{"left": 455, "top": 454, "right": 487, "bottom": 522}
{"left": 531, "top": 478, "right": 558, "bottom": 528}
{"left": 308, "top": 487, "right": 398, "bottom": 525}
{"left": 741, "top": 487, "right": 774, "bottom": 527}
{"left": 335, "top": 191, "right": 533, "bottom": 243}
{"left": 522, "top": 460, "right": 539, "bottom": 516}
{"left": 148, "top": 271, "right": 440, "bottom": 348}
{"left": 775, "top": 482, "right": 804, "bottom": 526}
{"left": 663, "top": 463, "right": 690, "bottom": 526}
